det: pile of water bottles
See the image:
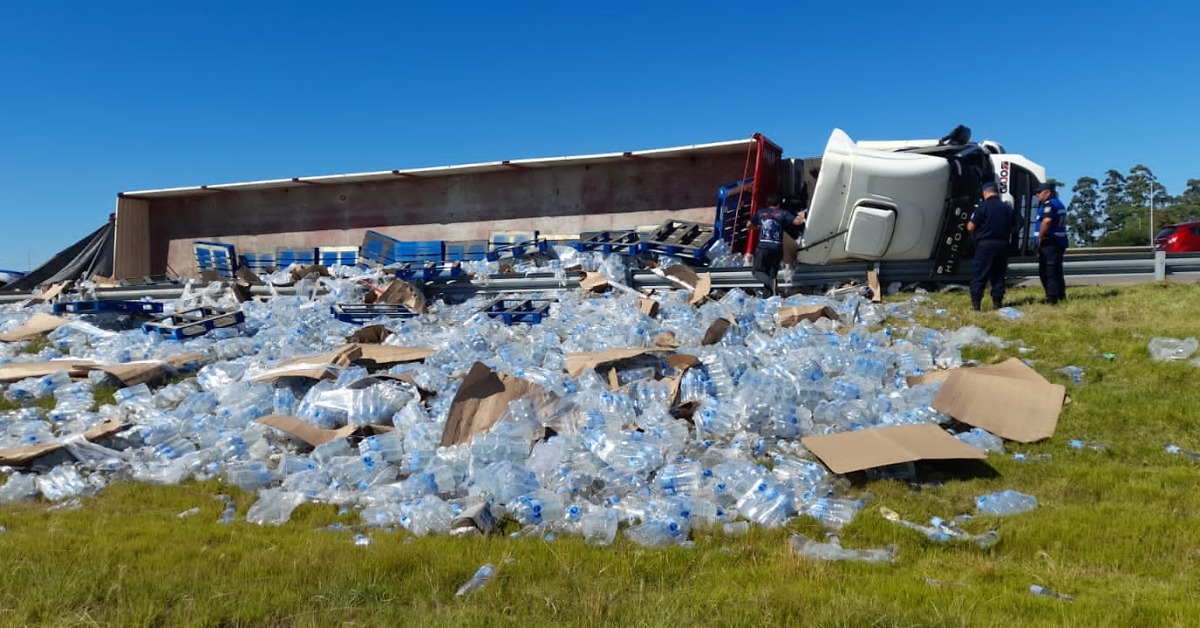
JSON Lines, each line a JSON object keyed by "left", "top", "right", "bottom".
{"left": 0, "top": 257, "right": 1023, "bottom": 548}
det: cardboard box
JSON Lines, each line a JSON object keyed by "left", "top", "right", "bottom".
{"left": 0, "top": 417, "right": 126, "bottom": 467}
{"left": 440, "top": 362, "right": 544, "bottom": 447}
{"left": 372, "top": 279, "right": 428, "bottom": 314}
{"left": 931, "top": 358, "right": 1065, "bottom": 443}
{"left": 0, "top": 313, "right": 70, "bottom": 342}
{"left": 579, "top": 271, "right": 610, "bottom": 293}
{"left": 801, "top": 423, "right": 987, "bottom": 474}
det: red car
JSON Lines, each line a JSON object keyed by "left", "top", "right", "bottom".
{"left": 1154, "top": 220, "right": 1200, "bottom": 252}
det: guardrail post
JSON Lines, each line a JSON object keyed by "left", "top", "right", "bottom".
{"left": 1154, "top": 250, "right": 1166, "bottom": 281}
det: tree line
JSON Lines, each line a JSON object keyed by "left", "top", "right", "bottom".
{"left": 1065, "top": 167, "right": 1200, "bottom": 246}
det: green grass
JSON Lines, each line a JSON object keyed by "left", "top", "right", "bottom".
{"left": 2, "top": 283, "right": 1200, "bottom": 626}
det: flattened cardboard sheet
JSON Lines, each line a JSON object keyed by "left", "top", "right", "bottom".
{"left": 801, "top": 424, "right": 987, "bottom": 474}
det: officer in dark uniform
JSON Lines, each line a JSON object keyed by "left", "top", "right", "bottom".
{"left": 750, "top": 196, "right": 805, "bottom": 297}
{"left": 1033, "top": 181, "right": 1069, "bottom": 304}
{"left": 967, "top": 181, "right": 1015, "bottom": 310}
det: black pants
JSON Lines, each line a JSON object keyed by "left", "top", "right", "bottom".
{"left": 970, "top": 239, "right": 1009, "bottom": 306}
{"left": 1038, "top": 244, "right": 1067, "bottom": 302}
{"left": 752, "top": 247, "right": 783, "bottom": 296}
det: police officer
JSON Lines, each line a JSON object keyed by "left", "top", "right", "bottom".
{"left": 1033, "top": 181, "right": 1069, "bottom": 304}
{"left": 967, "top": 181, "right": 1015, "bottom": 310}
{"left": 750, "top": 196, "right": 805, "bottom": 297}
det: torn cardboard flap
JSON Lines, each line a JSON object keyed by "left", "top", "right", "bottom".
{"left": 579, "top": 272, "right": 610, "bottom": 293}
{"left": 374, "top": 279, "right": 428, "bottom": 314}
{"left": 289, "top": 264, "right": 331, "bottom": 282}
{"left": 778, "top": 305, "right": 840, "bottom": 328}
{"left": 660, "top": 266, "right": 712, "bottom": 305}
{"left": 252, "top": 363, "right": 342, "bottom": 383}
{"left": 236, "top": 266, "right": 266, "bottom": 286}
{"left": 282, "top": 345, "right": 363, "bottom": 368}
{"left": 0, "top": 359, "right": 96, "bottom": 383}
{"left": 355, "top": 344, "right": 435, "bottom": 367}
{"left": 440, "top": 362, "right": 543, "bottom": 447}
{"left": 801, "top": 424, "right": 987, "bottom": 474}
{"left": 94, "top": 361, "right": 171, "bottom": 387}
{"left": 0, "top": 417, "right": 126, "bottom": 467}
{"left": 639, "top": 298, "right": 660, "bottom": 318}
{"left": 256, "top": 415, "right": 394, "bottom": 448}
{"left": 22, "top": 281, "right": 73, "bottom": 307}
{"left": 701, "top": 316, "right": 735, "bottom": 346}
{"left": 0, "top": 313, "right": 70, "bottom": 342}
{"left": 653, "top": 331, "right": 681, "bottom": 349}
{"left": 931, "top": 358, "right": 1065, "bottom": 443}
{"left": 348, "top": 325, "right": 392, "bottom": 345}
{"left": 867, "top": 270, "right": 882, "bottom": 303}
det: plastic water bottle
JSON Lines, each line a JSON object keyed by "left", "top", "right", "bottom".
{"left": 625, "top": 518, "right": 688, "bottom": 547}
{"left": 1165, "top": 444, "right": 1200, "bottom": 461}
{"left": 975, "top": 490, "right": 1038, "bottom": 516}
{"left": 1029, "top": 584, "right": 1074, "bottom": 602}
{"left": 1068, "top": 439, "right": 1107, "bottom": 452}
{"left": 790, "top": 533, "right": 894, "bottom": 564}
{"left": 1012, "top": 452, "right": 1053, "bottom": 462}
{"left": 455, "top": 564, "right": 495, "bottom": 596}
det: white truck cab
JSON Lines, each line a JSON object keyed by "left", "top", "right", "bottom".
{"left": 788, "top": 127, "right": 1046, "bottom": 274}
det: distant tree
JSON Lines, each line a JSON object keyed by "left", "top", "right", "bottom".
{"left": 1180, "top": 178, "right": 1200, "bottom": 204}
{"left": 1067, "top": 176, "right": 1104, "bottom": 246}
{"left": 1101, "top": 169, "right": 1127, "bottom": 212}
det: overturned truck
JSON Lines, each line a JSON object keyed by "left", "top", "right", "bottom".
{"left": 718, "top": 125, "right": 1047, "bottom": 277}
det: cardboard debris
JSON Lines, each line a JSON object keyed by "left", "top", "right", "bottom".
{"left": 778, "top": 305, "right": 840, "bottom": 328}
{"left": 440, "top": 362, "right": 543, "bottom": 447}
{"left": 0, "top": 313, "right": 71, "bottom": 342}
{"left": 701, "top": 316, "right": 735, "bottom": 346}
{"left": 372, "top": 279, "right": 428, "bottom": 314}
{"left": 0, "top": 359, "right": 95, "bottom": 383}
{"left": 931, "top": 358, "right": 1065, "bottom": 443}
{"left": 639, "top": 298, "right": 660, "bottom": 318}
{"left": 282, "top": 345, "right": 363, "bottom": 368}
{"left": 0, "top": 418, "right": 126, "bottom": 467}
{"left": 657, "top": 266, "right": 712, "bottom": 305}
{"left": 347, "top": 325, "right": 392, "bottom": 344}
{"left": 236, "top": 267, "right": 265, "bottom": 286}
{"left": 653, "top": 331, "right": 681, "bottom": 349}
{"left": 92, "top": 276, "right": 121, "bottom": 288}
{"left": 566, "top": 348, "right": 662, "bottom": 379}
{"left": 289, "top": 264, "right": 331, "bottom": 282}
{"left": 252, "top": 363, "right": 343, "bottom": 383}
{"left": 580, "top": 272, "right": 610, "bottom": 293}
{"left": 95, "top": 361, "right": 172, "bottom": 387}
{"left": 22, "top": 281, "right": 73, "bottom": 307}
{"left": 355, "top": 344, "right": 435, "bottom": 367}
{"left": 256, "top": 415, "right": 394, "bottom": 448}
{"left": 801, "top": 424, "right": 987, "bottom": 474}
{"left": 867, "top": 270, "right": 882, "bottom": 303}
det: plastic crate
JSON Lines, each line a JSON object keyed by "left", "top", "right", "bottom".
{"left": 275, "top": 246, "right": 318, "bottom": 267}
{"left": 194, "top": 241, "right": 238, "bottom": 278}
{"left": 318, "top": 246, "right": 359, "bottom": 267}
{"left": 142, "top": 307, "right": 245, "bottom": 340}
{"left": 570, "top": 230, "right": 645, "bottom": 255}
{"left": 482, "top": 298, "right": 555, "bottom": 325}
{"left": 53, "top": 300, "right": 164, "bottom": 315}
{"left": 330, "top": 303, "right": 420, "bottom": 324}
{"left": 394, "top": 261, "right": 464, "bottom": 281}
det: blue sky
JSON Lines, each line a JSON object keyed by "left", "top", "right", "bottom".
{"left": 1, "top": 1, "right": 1197, "bottom": 271}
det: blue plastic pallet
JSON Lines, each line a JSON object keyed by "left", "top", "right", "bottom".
{"left": 239, "top": 252, "right": 276, "bottom": 272}
{"left": 482, "top": 298, "right": 555, "bottom": 325}
{"left": 318, "top": 246, "right": 359, "bottom": 267}
{"left": 330, "top": 303, "right": 420, "bottom": 324}
{"left": 194, "top": 241, "right": 238, "bottom": 278}
{"left": 394, "top": 261, "right": 464, "bottom": 281}
{"left": 641, "top": 220, "right": 717, "bottom": 265}
{"left": 276, "top": 246, "right": 318, "bottom": 267}
{"left": 53, "top": 300, "right": 165, "bottom": 315}
{"left": 445, "top": 241, "right": 489, "bottom": 262}
{"left": 485, "top": 238, "right": 549, "bottom": 262}
{"left": 569, "top": 230, "right": 645, "bottom": 255}
{"left": 142, "top": 307, "right": 245, "bottom": 340}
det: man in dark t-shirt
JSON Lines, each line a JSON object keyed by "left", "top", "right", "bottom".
{"left": 750, "top": 198, "right": 805, "bottom": 297}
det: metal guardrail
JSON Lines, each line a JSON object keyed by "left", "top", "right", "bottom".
{"left": 2, "top": 252, "right": 1198, "bottom": 304}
